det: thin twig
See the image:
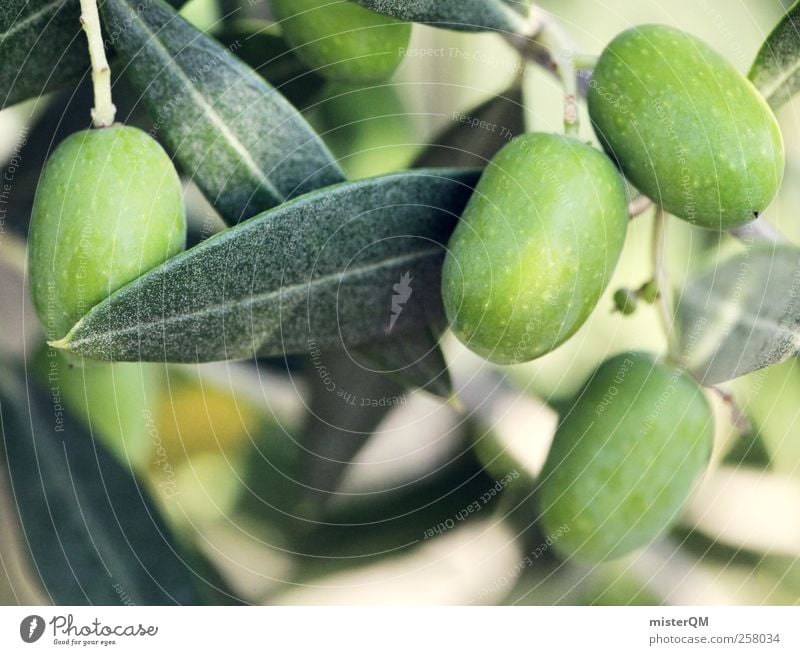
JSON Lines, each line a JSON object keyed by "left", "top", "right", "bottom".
{"left": 729, "top": 215, "right": 789, "bottom": 246}
{"left": 79, "top": 0, "right": 116, "bottom": 127}
{"left": 572, "top": 54, "right": 598, "bottom": 71}
{"left": 503, "top": 5, "right": 584, "bottom": 132}
{"left": 652, "top": 207, "right": 680, "bottom": 359}
{"left": 710, "top": 386, "right": 752, "bottom": 434}
{"left": 628, "top": 195, "right": 653, "bottom": 219}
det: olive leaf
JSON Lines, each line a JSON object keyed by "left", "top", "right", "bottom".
{"left": 502, "top": 0, "right": 532, "bottom": 16}
{"left": 749, "top": 0, "right": 800, "bottom": 109}
{"left": 297, "top": 349, "right": 404, "bottom": 510}
{"left": 242, "top": 349, "right": 405, "bottom": 533}
{"left": 414, "top": 86, "right": 525, "bottom": 169}
{"left": 53, "top": 169, "right": 479, "bottom": 364}
{"left": 349, "top": 0, "right": 531, "bottom": 33}
{"left": 101, "top": 0, "right": 344, "bottom": 224}
{"left": 0, "top": 0, "right": 185, "bottom": 110}
{"left": 213, "top": 19, "right": 325, "bottom": 110}
{"left": 0, "top": 364, "right": 201, "bottom": 605}
{"left": 292, "top": 444, "right": 492, "bottom": 568}
{"left": 352, "top": 325, "right": 452, "bottom": 397}
{"left": 675, "top": 245, "right": 800, "bottom": 385}
{"left": 0, "top": 0, "right": 84, "bottom": 109}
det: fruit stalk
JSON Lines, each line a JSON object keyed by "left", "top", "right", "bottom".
{"left": 652, "top": 207, "right": 679, "bottom": 358}
{"left": 729, "top": 215, "right": 789, "bottom": 245}
{"left": 536, "top": 21, "right": 579, "bottom": 135}
{"left": 79, "top": 0, "right": 116, "bottom": 127}
{"left": 514, "top": 6, "right": 581, "bottom": 134}
{"left": 628, "top": 194, "right": 653, "bottom": 219}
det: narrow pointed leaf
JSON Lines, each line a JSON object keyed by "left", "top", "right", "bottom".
{"left": 0, "top": 0, "right": 84, "bottom": 108}
{"left": 676, "top": 245, "right": 800, "bottom": 384}
{"left": 101, "top": 0, "right": 344, "bottom": 223}
{"left": 0, "top": 365, "right": 202, "bottom": 605}
{"left": 415, "top": 86, "right": 525, "bottom": 169}
{"left": 213, "top": 20, "right": 325, "bottom": 110}
{"left": 502, "top": 0, "right": 532, "bottom": 15}
{"left": 353, "top": 325, "right": 452, "bottom": 396}
{"left": 297, "top": 349, "right": 404, "bottom": 510}
{"left": 749, "top": 1, "right": 800, "bottom": 109}
{"left": 0, "top": 0, "right": 185, "bottom": 109}
{"left": 350, "top": 0, "right": 530, "bottom": 33}
{"left": 54, "top": 169, "right": 479, "bottom": 363}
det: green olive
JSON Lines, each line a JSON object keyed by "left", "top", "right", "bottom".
{"left": 588, "top": 25, "right": 784, "bottom": 229}
{"left": 271, "top": 0, "right": 411, "bottom": 84}
{"left": 613, "top": 288, "right": 638, "bottom": 315}
{"left": 537, "top": 352, "right": 714, "bottom": 564}
{"left": 28, "top": 126, "right": 186, "bottom": 340}
{"left": 442, "top": 133, "right": 629, "bottom": 364}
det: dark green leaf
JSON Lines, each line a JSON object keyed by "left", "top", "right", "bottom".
{"left": 101, "top": 0, "right": 344, "bottom": 223}
{"left": 676, "top": 245, "right": 800, "bottom": 384}
{"left": 296, "top": 349, "right": 404, "bottom": 510}
{"left": 53, "top": 169, "right": 479, "bottom": 363}
{"left": 292, "top": 445, "right": 492, "bottom": 568}
{"left": 213, "top": 19, "right": 325, "bottom": 110}
{"left": 0, "top": 0, "right": 185, "bottom": 109}
{"left": 0, "top": 364, "right": 202, "bottom": 605}
{"left": 502, "top": 0, "right": 531, "bottom": 16}
{"left": 349, "top": 0, "right": 531, "bottom": 33}
{"left": 749, "top": 0, "right": 800, "bottom": 109}
{"left": 414, "top": 86, "right": 525, "bottom": 169}
{"left": 238, "top": 351, "right": 405, "bottom": 539}
{"left": 0, "top": 0, "right": 85, "bottom": 109}
{"left": 352, "top": 325, "right": 452, "bottom": 397}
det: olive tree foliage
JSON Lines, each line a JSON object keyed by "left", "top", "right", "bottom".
{"left": 0, "top": 0, "right": 799, "bottom": 603}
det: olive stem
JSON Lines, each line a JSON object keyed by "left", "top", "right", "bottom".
{"left": 572, "top": 54, "right": 598, "bottom": 71}
{"left": 79, "top": 0, "right": 116, "bottom": 127}
{"left": 531, "top": 8, "right": 580, "bottom": 135}
{"left": 729, "top": 215, "right": 789, "bottom": 245}
{"left": 652, "top": 207, "right": 680, "bottom": 358}
{"left": 503, "top": 5, "right": 585, "bottom": 133}
{"left": 709, "top": 386, "right": 752, "bottom": 434}
{"left": 628, "top": 194, "right": 653, "bottom": 219}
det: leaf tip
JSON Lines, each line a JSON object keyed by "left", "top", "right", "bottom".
{"left": 46, "top": 336, "right": 71, "bottom": 351}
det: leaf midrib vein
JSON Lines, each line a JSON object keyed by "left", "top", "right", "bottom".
{"left": 118, "top": 0, "right": 283, "bottom": 200}
{"left": 67, "top": 246, "right": 444, "bottom": 349}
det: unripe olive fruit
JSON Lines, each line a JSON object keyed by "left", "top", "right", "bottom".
{"left": 29, "top": 126, "right": 186, "bottom": 340}
{"left": 271, "top": 0, "right": 411, "bottom": 84}
{"left": 537, "top": 352, "right": 714, "bottom": 564}
{"left": 613, "top": 288, "right": 638, "bottom": 315}
{"left": 639, "top": 279, "right": 659, "bottom": 305}
{"left": 588, "top": 25, "right": 784, "bottom": 229}
{"left": 442, "top": 133, "right": 629, "bottom": 364}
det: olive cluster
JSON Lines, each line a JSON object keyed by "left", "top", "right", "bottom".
{"left": 442, "top": 25, "right": 781, "bottom": 563}
{"left": 27, "top": 7, "right": 784, "bottom": 565}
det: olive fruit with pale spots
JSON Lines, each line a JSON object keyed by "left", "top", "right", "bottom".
{"left": 271, "top": 0, "right": 411, "bottom": 84}
{"left": 29, "top": 126, "right": 186, "bottom": 340}
{"left": 588, "top": 24, "right": 784, "bottom": 229}
{"left": 537, "top": 352, "right": 714, "bottom": 563}
{"left": 442, "top": 133, "right": 629, "bottom": 364}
